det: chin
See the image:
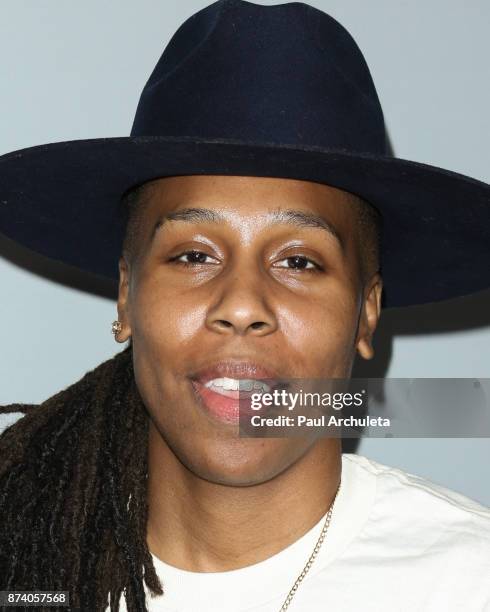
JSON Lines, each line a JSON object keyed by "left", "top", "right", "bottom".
{"left": 180, "top": 437, "right": 311, "bottom": 487}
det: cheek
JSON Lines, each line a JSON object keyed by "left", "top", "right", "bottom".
{"left": 278, "top": 291, "right": 359, "bottom": 374}
{"left": 131, "top": 280, "right": 207, "bottom": 350}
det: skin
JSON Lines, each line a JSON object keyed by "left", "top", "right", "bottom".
{"left": 116, "top": 174, "right": 383, "bottom": 572}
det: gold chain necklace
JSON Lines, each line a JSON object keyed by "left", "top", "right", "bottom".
{"left": 278, "top": 479, "right": 342, "bottom": 611}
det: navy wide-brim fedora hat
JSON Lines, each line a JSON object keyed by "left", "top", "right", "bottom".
{"left": 0, "top": 0, "right": 489, "bottom": 308}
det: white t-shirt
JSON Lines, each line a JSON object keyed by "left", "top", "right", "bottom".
{"left": 110, "top": 453, "right": 490, "bottom": 611}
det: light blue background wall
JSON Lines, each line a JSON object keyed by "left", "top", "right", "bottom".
{"left": 1, "top": 1, "right": 489, "bottom": 504}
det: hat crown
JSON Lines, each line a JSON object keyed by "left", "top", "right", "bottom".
{"left": 131, "top": 0, "right": 388, "bottom": 155}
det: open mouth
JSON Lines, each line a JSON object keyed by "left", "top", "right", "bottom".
{"left": 190, "top": 377, "right": 284, "bottom": 425}
{"left": 187, "top": 357, "right": 289, "bottom": 426}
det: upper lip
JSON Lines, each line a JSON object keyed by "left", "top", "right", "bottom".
{"left": 189, "top": 359, "right": 282, "bottom": 385}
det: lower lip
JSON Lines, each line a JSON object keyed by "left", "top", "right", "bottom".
{"left": 190, "top": 380, "right": 259, "bottom": 425}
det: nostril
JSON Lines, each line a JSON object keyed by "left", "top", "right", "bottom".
{"left": 250, "top": 322, "right": 266, "bottom": 329}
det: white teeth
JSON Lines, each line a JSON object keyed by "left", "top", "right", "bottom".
{"left": 240, "top": 380, "right": 255, "bottom": 391}
{"left": 223, "top": 377, "right": 235, "bottom": 390}
{"left": 204, "top": 377, "right": 271, "bottom": 392}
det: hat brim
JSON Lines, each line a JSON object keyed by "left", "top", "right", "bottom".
{"left": 0, "top": 135, "right": 489, "bottom": 308}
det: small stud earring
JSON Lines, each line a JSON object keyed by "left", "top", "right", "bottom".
{"left": 111, "top": 320, "right": 122, "bottom": 339}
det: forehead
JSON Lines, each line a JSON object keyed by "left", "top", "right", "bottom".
{"left": 139, "top": 174, "right": 359, "bottom": 229}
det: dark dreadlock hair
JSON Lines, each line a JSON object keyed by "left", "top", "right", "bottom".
{"left": 0, "top": 344, "right": 162, "bottom": 611}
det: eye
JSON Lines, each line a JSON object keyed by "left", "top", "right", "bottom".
{"left": 168, "top": 250, "right": 219, "bottom": 266}
{"left": 274, "top": 255, "right": 322, "bottom": 271}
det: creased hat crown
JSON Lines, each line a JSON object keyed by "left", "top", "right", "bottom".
{"left": 131, "top": 0, "right": 388, "bottom": 155}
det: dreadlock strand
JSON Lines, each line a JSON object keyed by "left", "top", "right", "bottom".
{"left": 124, "top": 379, "right": 164, "bottom": 599}
{"left": 5, "top": 375, "right": 95, "bottom": 590}
{"left": 104, "top": 352, "right": 147, "bottom": 611}
{"left": 80, "top": 347, "right": 134, "bottom": 611}
{"left": 0, "top": 344, "right": 163, "bottom": 611}
{"left": 57, "top": 355, "right": 114, "bottom": 607}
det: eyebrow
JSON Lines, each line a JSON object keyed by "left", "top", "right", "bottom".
{"left": 150, "top": 206, "right": 344, "bottom": 249}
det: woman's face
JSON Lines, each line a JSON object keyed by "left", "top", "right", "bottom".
{"left": 117, "top": 175, "right": 382, "bottom": 485}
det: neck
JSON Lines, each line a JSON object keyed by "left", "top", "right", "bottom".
{"left": 146, "top": 422, "right": 342, "bottom": 572}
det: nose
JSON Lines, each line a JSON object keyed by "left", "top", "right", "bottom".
{"left": 205, "top": 267, "right": 278, "bottom": 337}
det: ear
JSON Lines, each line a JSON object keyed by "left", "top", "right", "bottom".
{"left": 355, "top": 273, "right": 383, "bottom": 360}
{"left": 115, "top": 255, "right": 133, "bottom": 343}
